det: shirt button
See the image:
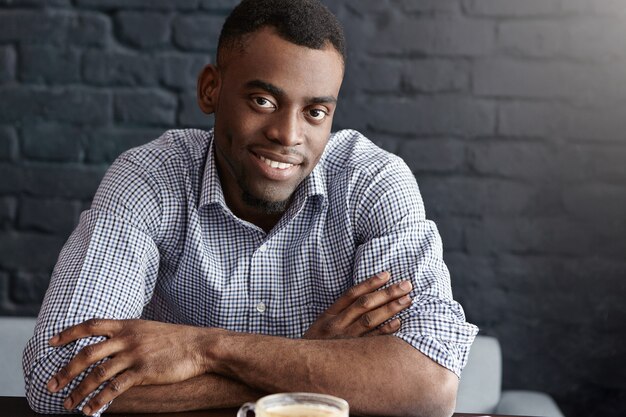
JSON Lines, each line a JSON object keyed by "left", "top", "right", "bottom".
{"left": 259, "top": 244, "right": 268, "bottom": 252}
{"left": 256, "top": 302, "right": 266, "bottom": 313}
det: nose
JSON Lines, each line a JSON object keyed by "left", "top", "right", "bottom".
{"left": 264, "top": 110, "right": 303, "bottom": 147}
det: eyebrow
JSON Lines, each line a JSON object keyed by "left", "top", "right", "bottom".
{"left": 245, "top": 79, "right": 337, "bottom": 105}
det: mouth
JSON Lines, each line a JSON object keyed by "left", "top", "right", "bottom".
{"left": 258, "top": 155, "right": 295, "bottom": 170}
{"left": 249, "top": 150, "right": 302, "bottom": 181}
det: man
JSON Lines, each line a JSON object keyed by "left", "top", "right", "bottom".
{"left": 23, "top": 1, "right": 477, "bottom": 416}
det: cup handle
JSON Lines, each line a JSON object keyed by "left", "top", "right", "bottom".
{"left": 237, "top": 402, "right": 256, "bottom": 417}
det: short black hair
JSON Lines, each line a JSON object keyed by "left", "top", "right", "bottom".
{"left": 217, "top": 0, "right": 346, "bottom": 67}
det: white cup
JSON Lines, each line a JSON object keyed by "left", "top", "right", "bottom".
{"left": 237, "top": 392, "right": 349, "bottom": 417}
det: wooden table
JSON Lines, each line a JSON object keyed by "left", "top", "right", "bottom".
{"left": 0, "top": 396, "right": 538, "bottom": 417}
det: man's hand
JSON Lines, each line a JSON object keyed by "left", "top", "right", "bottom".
{"left": 303, "top": 271, "right": 412, "bottom": 339}
{"left": 45, "top": 272, "right": 412, "bottom": 415}
{"left": 46, "top": 319, "right": 216, "bottom": 415}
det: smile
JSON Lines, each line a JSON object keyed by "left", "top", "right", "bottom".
{"left": 259, "top": 155, "right": 295, "bottom": 170}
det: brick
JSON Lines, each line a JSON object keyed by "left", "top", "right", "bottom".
{"left": 0, "top": 164, "right": 106, "bottom": 199}
{"left": 562, "top": 184, "right": 626, "bottom": 220}
{"left": 498, "top": 102, "right": 562, "bottom": 139}
{"left": 366, "top": 15, "right": 495, "bottom": 56}
{"left": 398, "top": 138, "right": 465, "bottom": 173}
{"left": 342, "top": 58, "right": 401, "bottom": 95}
{"left": 0, "top": 0, "right": 71, "bottom": 6}
{"left": 199, "top": 0, "right": 239, "bottom": 10}
{"left": 588, "top": 218, "right": 626, "bottom": 258}
{"left": 465, "top": 216, "right": 626, "bottom": 258}
{"left": 340, "top": 95, "right": 495, "bottom": 137}
{"left": 431, "top": 216, "right": 464, "bottom": 251}
{"left": 77, "top": 0, "right": 199, "bottom": 10}
{"left": 463, "top": 0, "right": 561, "bottom": 17}
{"left": 0, "top": 164, "right": 20, "bottom": 194}
{"left": 0, "top": 232, "right": 65, "bottom": 270}
{"left": 0, "top": 197, "right": 16, "bottom": 227}
{"left": 0, "top": 126, "right": 17, "bottom": 161}
{"left": 22, "top": 124, "right": 84, "bottom": 162}
{"left": 560, "top": 0, "right": 626, "bottom": 16}
{"left": 83, "top": 51, "right": 159, "bottom": 86}
{"left": 18, "top": 197, "right": 79, "bottom": 235}
{"left": 562, "top": 105, "right": 626, "bottom": 142}
{"left": 497, "top": 20, "right": 564, "bottom": 59}
{"left": 467, "top": 140, "right": 557, "bottom": 180}
{"left": 19, "top": 45, "right": 80, "bottom": 84}
{"left": 558, "top": 144, "right": 626, "bottom": 183}
{"left": 0, "top": 10, "right": 110, "bottom": 47}
{"left": 0, "top": 273, "right": 8, "bottom": 308}
{"left": 178, "top": 93, "right": 214, "bottom": 128}
{"left": 346, "top": 58, "right": 469, "bottom": 94}
{"left": 159, "top": 53, "right": 209, "bottom": 90}
{"left": 418, "top": 176, "right": 535, "bottom": 217}
{"left": 402, "top": 59, "right": 469, "bottom": 93}
{"left": 498, "top": 19, "right": 626, "bottom": 61}
{"left": 116, "top": 11, "right": 171, "bottom": 49}
{"left": 0, "top": 87, "right": 112, "bottom": 125}
{"left": 473, "top": 59, "right": 588, "bottom": 100}
{"left": 86, "top": 128, "right": 163, "bottom": 163}
{"left": 523, "top": 185, "right": 564, "bottom": 217}
{"left": 392, "top": 0, "right": 460, "bottom": 13}
{"left": 10, "top": 271, "right": 50, "bottom": 304}
{"left": 343, "top": 0, "right": 393, "bottom": 13}
{"left": 465, "top": 217, "right": 594, "bottom": 256}
{"left": 172, "top": 15, "right": 224, "bottom": 51}
{"left": 445, "top": 253, "right": 504, "bottom": 318}
{"left": 114, "top": 89, "right": 177, "bottom": 126}
{"left": 0, "top": 46, "right": 16, "bottom": 83}
{"left": 499, "top": 101, "right": 626, "bottom": 142}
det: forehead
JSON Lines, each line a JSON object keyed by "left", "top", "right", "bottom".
{"left": 219, "top": 27, "right": 344, "bottom": 97}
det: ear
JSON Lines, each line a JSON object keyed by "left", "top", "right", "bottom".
{"left": 197, "top": 64, "right": 221, "bottom": 114}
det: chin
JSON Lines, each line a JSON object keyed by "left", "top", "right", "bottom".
{"left": 242, "top": 190, "right": 291, "bottom": 214}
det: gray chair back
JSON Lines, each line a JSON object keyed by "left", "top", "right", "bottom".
{"left": 455, "top": 335, "right": 502, "bottom": 413}
{"left": 0, "top": 317, "right": 37, "bottom": 396}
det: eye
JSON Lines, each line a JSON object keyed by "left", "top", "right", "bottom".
{"left": 307, "top": 108, "right": 328, "bottom": 122}
{"left": 252, "top": 96, "right": 275, "bottom": 109}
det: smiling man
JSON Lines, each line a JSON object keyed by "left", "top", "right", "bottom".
{"left": 23, "top": 1, "right": 477, "bottom": 417}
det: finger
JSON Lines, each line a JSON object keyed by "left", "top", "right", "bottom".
{"left": 346, "top": 294, "right": 412, "bottom": 336}
{"left": 62, "top": 356, "right": 132, "bottom": 411}
{"left": 367, "top": 318, "right": 401, "bottom": 336}
{"left": 82, "top": 372, "right": 138, "bottom": 416}
{"left": 325, "top": 271, "right": 391, "bottom": 315}
{"left": 49, "top": 318, "right": 121, "bottom": 347}
{"left": 48, "top": 338, "right": 124, "bottom": 393}
{"left": 335, "top": 280, "right": 412, "bottom": 328}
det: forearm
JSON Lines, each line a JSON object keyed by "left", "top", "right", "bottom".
{"left": 106, "top": 373, "right": 265, "bottom": 413}
{"left": 208, "top": 333, "right": 458, "bottom": 417}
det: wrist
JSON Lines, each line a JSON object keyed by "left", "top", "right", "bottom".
{"left": 195, "top": 327, "right": 228, "bottom": 374}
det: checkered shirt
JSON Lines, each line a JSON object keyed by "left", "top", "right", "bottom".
{"left": 23, "top": 128, "right": 478, "bottom": 415}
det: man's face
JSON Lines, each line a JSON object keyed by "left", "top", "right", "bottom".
{"left": 207, "top": 27, "right": 344, "bottom": 217}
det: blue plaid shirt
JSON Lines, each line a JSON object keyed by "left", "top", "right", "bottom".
{"left": 23, "top": 128, "right": 478, "bottom": 415}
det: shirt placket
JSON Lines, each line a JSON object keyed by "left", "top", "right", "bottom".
{"left": 248, "top": 237, "right": 273, "bottom": 333}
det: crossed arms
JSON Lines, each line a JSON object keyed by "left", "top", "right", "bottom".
{"left": 24, "top": 143, "right": 475, "bottom": 417}
{"left": 44, "top": 273, "right": 458, "bottom": 417}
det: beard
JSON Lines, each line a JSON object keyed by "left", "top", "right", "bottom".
{"left": 241, "top": 189, "right": 290, "bottom": 214}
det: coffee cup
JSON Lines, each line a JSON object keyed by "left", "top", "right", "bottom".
{"left": 237, "top": 392, "right": 349, "bottom": 417}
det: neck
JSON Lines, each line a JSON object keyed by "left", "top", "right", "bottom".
{"left": 227, "top": 193, "right": 285, "bottom": 233}
{"left": 215, "top": 157, "right": 286, "bottom": 234}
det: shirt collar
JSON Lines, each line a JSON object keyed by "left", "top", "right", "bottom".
{"left": 199, "top": 129, "right": 227, "bottom": 209}
{"left": 199, "top": 128, "right": 328, "bottom": 211}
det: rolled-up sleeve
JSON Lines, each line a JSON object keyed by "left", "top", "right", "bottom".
{"left": 351, "top": 158, "right": 478, "bottom": 377}
{"left": 22, "top": 155, "right": 162, "bottom": 415}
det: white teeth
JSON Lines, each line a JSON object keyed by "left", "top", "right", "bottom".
{"left": 259, "top": 155, "right": 294, "bottom": 170}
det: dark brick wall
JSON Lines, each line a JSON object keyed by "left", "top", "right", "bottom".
{"left": 1, "top": 1, "right": 625, "bottom": 416}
